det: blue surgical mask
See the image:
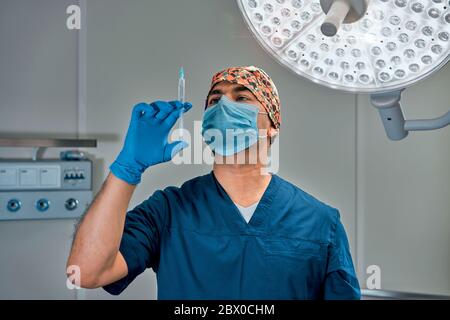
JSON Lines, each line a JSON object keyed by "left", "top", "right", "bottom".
{"left": 201, "top": 95, "right": 267, "bottom": 156}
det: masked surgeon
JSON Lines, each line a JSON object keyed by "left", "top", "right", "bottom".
{"left": 67, "top": 66, "right": 360, "bottom": 300}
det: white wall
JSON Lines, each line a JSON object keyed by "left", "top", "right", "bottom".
{"left": 357, "top": 68, "right": 450, "bottom": 295}
{"left": 0, "top": 0, "right": 79, "bottom": 299}
{"left": 0, "top": 0, "right": 448, "bottom": 299}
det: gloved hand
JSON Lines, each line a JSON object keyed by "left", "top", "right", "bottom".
{"left": 110, "top": 100, "right": 192, "bottom": 185}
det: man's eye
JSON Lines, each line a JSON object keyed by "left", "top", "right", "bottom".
{"left": 236, "top": 96, "right": 249, "bottom": 101}
{"left": 209, "top": 98, "right": 219, "bottom": 105}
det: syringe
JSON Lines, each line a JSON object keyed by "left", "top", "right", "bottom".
{"left": 178, "top": 67, "right": 185, "bottom": 139}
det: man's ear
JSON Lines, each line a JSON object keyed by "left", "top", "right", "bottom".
{"left": 269, "top": 127, "right": 279, "bottom": 138}
{"left": 268, "top": 127, "right": 279, "bottom": 145}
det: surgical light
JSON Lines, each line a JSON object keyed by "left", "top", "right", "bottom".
{"left": 237, "top": 0, "right": 450, "bottom": 140}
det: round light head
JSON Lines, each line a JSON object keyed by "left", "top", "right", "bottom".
{"left": 237, "top": 0, "right": 450, "bottom": 93}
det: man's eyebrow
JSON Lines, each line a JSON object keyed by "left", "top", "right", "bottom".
{"left": 207, "top": 86, "right": 254, "bottom": 100}
{"left": 232, "top": 86, "right": 253, "bottom": 94}
{"left": 208, "top": 89, "right": 223, "bottom": 96}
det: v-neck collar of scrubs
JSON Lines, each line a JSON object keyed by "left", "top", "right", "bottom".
{"left": 209, "top": 170, "right": 280, "bottom": 232}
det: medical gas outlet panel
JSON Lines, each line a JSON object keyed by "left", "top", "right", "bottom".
{"left": 0, "top": 160, "right": 93, "bottom": 220}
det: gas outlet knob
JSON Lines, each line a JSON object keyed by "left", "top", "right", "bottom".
{"left": 65, "top": 198, "right": 78, "bottom": 211}
{"left": 7, "top": 199, "right": 22, "bottom": 212}
{"left": 36, "top": 198, "right": 50, "bottom": 212}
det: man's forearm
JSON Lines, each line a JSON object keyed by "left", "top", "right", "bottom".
{"left": 67, "top": 172, "right": 136, "bottom": 286}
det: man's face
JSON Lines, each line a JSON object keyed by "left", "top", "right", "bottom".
{"left": 206, "top": 81, "right": 277, "bottom": 138}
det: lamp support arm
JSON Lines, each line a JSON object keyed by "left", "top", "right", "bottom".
{"left": 404, "top": 111, "right": 450, "bottom": 131}
{"left": 370, "top": 89, "right": 450, "bottom": 141}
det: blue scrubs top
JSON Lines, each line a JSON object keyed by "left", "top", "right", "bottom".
{"left": 103, "top": 172, "right": 360, "bottom": 300}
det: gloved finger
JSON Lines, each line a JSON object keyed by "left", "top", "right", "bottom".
{"left": 152, "top": 101, "right": 173, "bottom": 121}
{"left": 163, "top": 140, "right": 189, "bottom": 162}
{"left": 163, "top": 107, "right": 184, "bottom": 128}
{"left": 131, "top": 103, "right": 150, "bottom": 121}
{"left": 168, "top": 101, "right": 192, "bottom": 112}
{"left": 182, "top": 102, "right": 193, "bottom": 112}
{"left": 140, "top": 104, "right": 158, "bottom": 120}
{"left": 168, "top": 100, "right": 184, "bottom": 111}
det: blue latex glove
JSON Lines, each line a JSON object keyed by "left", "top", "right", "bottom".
{"left": 110, "top": 100, "right": 192, "bottom": 185}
